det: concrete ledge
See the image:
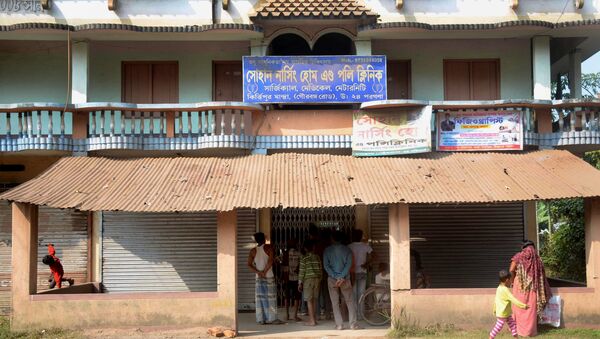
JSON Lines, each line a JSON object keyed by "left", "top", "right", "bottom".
{"left": 31, "top": 291, "right": 219, "bottom": 301}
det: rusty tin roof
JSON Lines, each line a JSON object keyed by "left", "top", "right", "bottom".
{"left": 1, "top": 150, "right": 599, "bottom": 212}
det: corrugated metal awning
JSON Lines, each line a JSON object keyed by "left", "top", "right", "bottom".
{"left": 1, "top": 150, "right": 600, "bottom": 212}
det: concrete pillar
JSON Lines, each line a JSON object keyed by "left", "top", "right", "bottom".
{"left": 569, "top": 49, "right": 583, "bottom": 99}
{"left": 585, "top": 198, "right": 600, "bottom": 289}
{"left": 217, "top": 210, "right": 238, "bottom": 330}
{"left": 258, "top": 208, "right": 271, "bottom": 243}
{"left": 355, "top": 205, "right": 369, "bottom": 238}
{"left": 90, "top": 211, "right": 103, "bottom": 282}
{"left": 72, "top": 41, "right": 90, "bottom": 104}
{"left": 355, "top": 39, "right": 372, "bottom": 56}
{"left": 389, "top": 203, "right": 410, "bottom": 291}
{"left": 532, "top": 36, "right": 552, "bottom": 100}
{"left": 250, "top": 39, "right": 268, "bottom": 57}
{"left": 11, "top": 203, "right": 38, "bottom": 307}
{"left": 524, "top": 201, "right": 539, "bottom": 248}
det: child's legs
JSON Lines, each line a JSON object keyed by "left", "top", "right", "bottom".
{"left": 490, "top": 317, "right": 507, "bottom": 339}
{"left": 507, "top": 316, "right": 518, "bottom": 337}
{"left": 53, "top": 272, "right": 63, "bottom": 288}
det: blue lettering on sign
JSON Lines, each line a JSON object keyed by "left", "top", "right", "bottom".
{"left": 243, "top": 56, "right": 387, "bottom": 103}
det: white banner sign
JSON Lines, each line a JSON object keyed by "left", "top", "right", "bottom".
{"left": 437, "top": 110, "right": 523, "bottom": 151}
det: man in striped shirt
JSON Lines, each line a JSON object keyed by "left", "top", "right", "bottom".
{"left": 298, "top": 239, "right": 322, "bottom": 326}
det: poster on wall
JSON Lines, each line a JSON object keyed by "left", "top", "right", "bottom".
{"left": 436, "top": 110, "right": 523, "bottom": 151}
{"left": 243, "top": 55, "right": 387, "bottom": 103}
{"left": 352, "top": 106, "right": 432, "bottom": 157}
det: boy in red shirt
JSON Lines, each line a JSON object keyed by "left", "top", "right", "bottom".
{"left": 42, "top": 244, "right": 74, "bottom": 289}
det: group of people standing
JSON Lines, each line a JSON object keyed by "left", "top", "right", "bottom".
{"left": 248, "top": 225, "right": 379, "bottom": 330}
{"left": 490, "top": 240, "right": 552, "bottom": 339}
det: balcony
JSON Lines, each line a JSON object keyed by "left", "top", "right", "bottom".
{"left": 1, "top": 100, "right": 599, "bottom": 154}
{"left": 0, "top": 102, "right": 261, "bottom": 153}
{"left": 0, "top": 103, "right": 73, "bottom": 152}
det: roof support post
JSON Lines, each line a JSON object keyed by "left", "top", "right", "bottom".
{"left": 532, "top": 36, "right": 551, "bottom": 100}
{"left": 108, "top": 0, "right": 116, "bottom": 10}
{"left": 355, "top": 39, "right": 372, "bottom": 56}
{"left": 251, "top": 39, "right": 268, "bottom": 57}
{"left": 90, "top": 211, "right": 103, "bottom": 282}
{"left": 389, "top": 203, "right": 410, "bottom": 291}
{"left": 40, "top": 0, "right": 51, "bottom": 10}
{"left": 396, "top": 0, "right": 403, "bottom": 10}
{"left": 569, "top": 49, "right": 582, "bottom": 99}
{"left": 72, "top": 40, "right": 90, "bottom": 155}
{"left": 11, "top": 202, "right": 38, "bottom": 327}
{"left": 217, "top": 210, "right": 238, "bottom": 331}
{"left": 585, "top": 198, "right": 600, "bottom": 289}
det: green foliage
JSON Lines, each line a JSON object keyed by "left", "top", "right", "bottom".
{"left": 388, "top": 307, "right": 455, "bottom": 338}
{"left": 538, "top": 150, "right": 600, "bottom": 282}
{"left": 0, "top": 317, "right": 80, "bottom": 339}
{"left": 551, "top": 72, "right": 600, "bottom": 99}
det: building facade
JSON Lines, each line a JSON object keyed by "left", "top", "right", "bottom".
{"left": 1, "top": 0, "right": 600, "bottom": 331}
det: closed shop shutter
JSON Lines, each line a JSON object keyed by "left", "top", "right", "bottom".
{"left": 36, "top": 207, "right": 89, "bottom": 292}
{"left": 237, "top": 209, "right": 257, "bottom": 310}
{"left": 369, "top": 205, "right": 389, "bottom": 271}
{"left": 0, "top": 202, "right": 11, "bottom": 315}
{"left": 102, "top": 212, "right": 217, "bottom": 293}
{"left": 409, "top": 203, "right": 524, "bottom": 288}
{"left": 0, "top": 203, "right": 88, "bottom": 315}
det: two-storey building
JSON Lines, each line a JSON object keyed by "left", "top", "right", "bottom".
{"left": 1, "top": 0, "right": 600, "bottom": 332}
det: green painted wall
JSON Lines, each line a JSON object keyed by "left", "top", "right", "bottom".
{"left": 373, "top": 38, "right": 532, "bottom": 100}
{"left": 89, "top": 42, "right": 249, "bottom": 102}
{"left": 0, "top": 47, "right": 68, "bottom": 103}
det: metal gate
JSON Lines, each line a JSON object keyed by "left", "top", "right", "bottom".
{"left": 409, "top": 203, "right": 525, "bottom": 288}
{"left": 237, "top": 209, "right": 257, "bottom": 310}
{"left": 369, "top": 205, "right": 389, "bottom": 273}
{"left": 102, "top": 212, "right": 217, "bottom": 293}
{"left": 271, "top": 207, "right": 355, "bottom": 305}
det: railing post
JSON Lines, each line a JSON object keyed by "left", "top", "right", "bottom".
{"left": 47, "top": 111, "right": 53, "bottom": 138}
{"left": 99, "top": 110, "right": 105, "bottom": 137}
{"left": 35, "top": 110, "right": 41, "bottom": 137}
{"left": 110, "top": 110, "right": 115, "bottom": 137}
{"left": 240, "top": 110, "right": 245, "bottom": 136}
{"left": 26, "top": 111, "right": 33, "bottom": 138}
{"left": 121, "top": 111, "right": 126, "bottom": 137}
{"left": 220, "top": 109, "right": 225, "bottom": 136}
{"left": 166, "top": 111, "right": 175, "bottom": 138}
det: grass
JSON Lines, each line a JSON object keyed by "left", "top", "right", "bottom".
{"left": 388, "top": 308, "right": 600, "bottom": 338}
{"left": 0, "top": 317, "right": 81, "bottom": 339}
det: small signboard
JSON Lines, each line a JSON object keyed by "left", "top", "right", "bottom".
{"left": 352, "top": 106, "right": 432, "bottom": 157}
{"left": 436, "top": 110, "right": 523, "bottom": 151}
{"left": 243, "top": 55, "right": 387, "bottom": 103}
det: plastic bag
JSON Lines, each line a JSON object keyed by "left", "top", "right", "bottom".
{"left": 539, "top": 295, "right": 561, "bottom": 327}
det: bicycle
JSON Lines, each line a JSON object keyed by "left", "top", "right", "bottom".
{"left": 358, "top": 283, "right": 391, "bottom": 326}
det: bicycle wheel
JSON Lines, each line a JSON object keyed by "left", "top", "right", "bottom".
{"left": 359, "top": 286, "right": 391, "bottom": 326}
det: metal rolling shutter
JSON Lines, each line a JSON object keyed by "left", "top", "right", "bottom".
{"left": 237, "top": 209, "right": 257, "bottom": 310}
{"left": 409, "top": 203, "right": 525, "bottom": 288}
{"left": 102, "top": 212, "right": 217, "bottom": 293}
{"left": 0, "top": 204, "right": 88, "bottom": 314}
{"left": 36, "top": 207, "right": 89, "bottom": 292}
{"left": 369, "top": 205, "right": 389, "bottom": 271}
{"left": 0, "top": 202, "right": 11, "bottom": 315}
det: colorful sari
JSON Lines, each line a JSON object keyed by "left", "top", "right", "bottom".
{"left": 511, "top": 246, "right": 552, "bottom": 337}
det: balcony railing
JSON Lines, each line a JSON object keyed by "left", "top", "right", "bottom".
{"left": 1, "top": 100, "right": 599, "bottom": 153}
{"left": 0, "top": 103, "right": 73, "bottom": 152}
{"left": 0, "top": 102, "right": 262, "bottom": 152}
{"left": 78, "top": 102, "right": 260, "bottom": 151}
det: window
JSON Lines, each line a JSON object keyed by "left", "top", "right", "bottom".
{"left": 443, "top": 59, "right": 499, "bottom": 100}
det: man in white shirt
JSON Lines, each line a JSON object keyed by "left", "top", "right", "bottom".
{"left": 347, "top": 229, "right": 373, "bottom": 320}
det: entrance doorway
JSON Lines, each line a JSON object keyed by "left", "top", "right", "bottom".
{"left": 270, "top": 207, "right": 356, "bottom": 305}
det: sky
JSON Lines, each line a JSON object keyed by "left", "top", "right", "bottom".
{"left": 583, "top": 52, "right": 600, "bottom": 74}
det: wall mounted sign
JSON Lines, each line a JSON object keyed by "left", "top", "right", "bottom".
{"left": 436, "top": 110, "right": 523, "bottom": 151}
{"left": 352, "top": 106, "right": 432, "bottom": 157}
{"left": 0, "top": 0, "right": 42, "bottom": 12}
{"left": 243, "top": 55, "right": 387, "bottom": 103}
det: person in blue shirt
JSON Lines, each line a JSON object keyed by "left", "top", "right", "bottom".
{"left": 323, "top": 230, "right": 360, "bottom": 330}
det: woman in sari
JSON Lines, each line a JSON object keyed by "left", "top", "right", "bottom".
{"left": 509, "top": 240, "right": 552, "bottom": 337}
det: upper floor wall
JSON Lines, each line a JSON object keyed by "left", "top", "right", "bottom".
{"left": 1, "top": 0, "right": 600, "bottom": 30}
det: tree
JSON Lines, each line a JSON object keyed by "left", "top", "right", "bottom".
{"left": 552, "top": 72, "right": 600, "bottom": 99}
{"left": 539, "top": 151, "right": 600, "bottom": 282}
